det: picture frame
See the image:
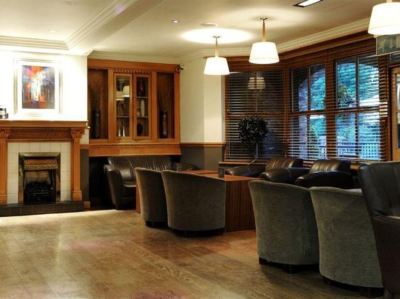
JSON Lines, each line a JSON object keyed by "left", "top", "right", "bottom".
{"left": 15, "top": 60, "right": 61, "bottom": 116}
{"left": 376, "top": 35, "right": 400, "bottom": 56}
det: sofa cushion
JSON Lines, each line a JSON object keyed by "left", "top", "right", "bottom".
{"left": 309, "top": 159, "right": 351, "bottom": 174}
{"left": 264, "top": 157, "right": 303, "bottom": 171}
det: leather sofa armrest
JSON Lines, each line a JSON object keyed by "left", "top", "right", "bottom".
{"left": 287, "top": 167, "right": 310, "bottom": 180}
{"left": 104, "top": 165, "right": 124, "bottom": 209}
{"left": 295, "top": 171, "right": 354, "bottom": 189}
{"left": 225, "top": 165, "right": 265, "bottom": 177}
{"left": 172, "top": 162, "right": 198, "bottom": 171}
{"left": 260, "top": 168, "right": 291, "bottom": 183}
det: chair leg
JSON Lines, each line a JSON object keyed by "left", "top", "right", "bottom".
{"left": 259, "top": 257, "right": 269, "bottom": 265}
{"left": 359, "top": 287, "right": 384, "bottom": 298}
{"left": 282, "top": 264, "right": 301, "bottom": 274}
{"left": 384, "top": 289, "right": 395, "bottom": 299}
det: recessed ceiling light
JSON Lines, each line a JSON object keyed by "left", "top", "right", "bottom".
{"left": 182, "top": 28, "right": 251, "bottom": 44}
{"left": 294, "top": 0, "right": 323, "bottom": 7}
{"left": 201, "top": 22, "right": 218, "bottom": 27}
{"left": 171, "top": 19, "right": 179, "bottom": 24}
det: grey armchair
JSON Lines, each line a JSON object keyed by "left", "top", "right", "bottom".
{"left": 359, "top": 162, "right": 400, "bottom": 299}
{"left": 135, "top": 168, "right": 167, "bottom": 228}
{"left": 104, "top": 156, "right": 196, "bottom": 210}
{"left": 249, "top": 180, "right": 319, "bottom": 271}
{"left": 310, "top": 187, "right": 382, "bottom": 295}
{"left": 161, "top": 170, "right": 226, "bottom": 235}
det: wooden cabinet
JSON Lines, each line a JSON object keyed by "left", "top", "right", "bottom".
{"left": 87, "top": 59, "right": 180, "bottom": 157}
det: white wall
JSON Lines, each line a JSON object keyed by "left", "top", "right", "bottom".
{"left": 180, "top": 57, "right": 224, "bottom": 143}
{"left": 0, "top": 51, "right": 87, "bottom": 121}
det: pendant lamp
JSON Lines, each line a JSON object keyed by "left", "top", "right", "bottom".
{"left": 249, "top": 18, "right": 279, "bottom": 64}
{"left": 369, "top": 0, "right": 400, "bottom": 36}
{"left": 204, "top": 36, "right": 230, "bottom": 75}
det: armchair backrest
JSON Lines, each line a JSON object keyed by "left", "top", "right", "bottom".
{"left": 249, "top": 180, "right": 318, "bottom": 265}
{"left": 265, "top": 157, "right": 303, "bottom": 171}
{"left": 360, "top": 162, "right": 400, "bottom": 217}
{"left": 310, "top": 159, "right": 351, "bottom": 174}
{"left": 161, "top": 170, "right": 226, "bottom": 231}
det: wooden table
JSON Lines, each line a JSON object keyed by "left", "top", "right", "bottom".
{"left": 195, "top": 173, "right": 256, "bottom": 232}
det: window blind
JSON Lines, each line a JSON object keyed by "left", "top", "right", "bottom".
{"left": 225, "top": 71, "right": 284, "bottom": 161}
{"left": 289, "top": 55, "right": 388, "bottom": 162}
{"left": 332, "top": 55, "right": 386, "bottom": 161}
{"left": 289, "top": 65, "right": 327, "bottom": 160}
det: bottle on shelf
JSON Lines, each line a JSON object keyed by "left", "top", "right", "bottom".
{"left": 161, "top": 111, "right": 168, "bottom": 138}
{"left": 140, "top": 98, "right": 146, "bottom": 117}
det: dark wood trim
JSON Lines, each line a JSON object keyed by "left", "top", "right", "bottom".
{"left": 88, "top": 59, "right": 179, "bottom": 73}
{"left": 89, "top": 143, "right": 181, "bottom": 157}
{"left": 227, "top": 31, "right": 373, "bottom": 67}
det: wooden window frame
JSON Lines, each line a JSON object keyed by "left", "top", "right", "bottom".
{"left": 226, "top": 32, "right": 390, "bottom": 164}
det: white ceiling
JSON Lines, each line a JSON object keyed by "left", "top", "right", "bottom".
{"left": 0, "top": 0, "right": 383, "bottom": 58}
{"left": 0, "top": 0, "right": 108, "bottom": 41}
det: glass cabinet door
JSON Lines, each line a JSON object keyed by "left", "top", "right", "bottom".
{"left": 157, "top": 73, "right": 175, "bottom": 139}
{"left": 115, "top": 74, "right": 131, "bottom": 138}
{"left": 134, "top": 75, "right": 150, "bottom": 138}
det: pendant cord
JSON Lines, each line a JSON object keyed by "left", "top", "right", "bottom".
{"left": 213, "top": 36, "right": 220, "bottom": 57}
{"left": 262, "top": 19, "right": 267, "bottom": 42}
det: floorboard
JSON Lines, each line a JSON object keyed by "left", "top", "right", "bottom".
{"left": 0, "top": 210, "right": 379, "bottom": 298}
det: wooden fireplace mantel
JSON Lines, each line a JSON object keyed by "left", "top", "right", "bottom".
{"left": 0, "top": 120, "right": 87, "bottom": 204}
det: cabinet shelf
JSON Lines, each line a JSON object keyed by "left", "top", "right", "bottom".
{"left": 88, "top": 58, "right": 180, "bottom": 155}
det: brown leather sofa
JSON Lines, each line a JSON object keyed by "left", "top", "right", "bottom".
{"left": 262, "top": 159, "right": 353, "bottom": 189}
{"left": 104, "top": 156, "right": 196, "bottom": 209}
{"left": 359, "top": 162, "right": 400, "bottom": 299}
{"left": 225, "top": 157, "right": 303, "bottom": 177}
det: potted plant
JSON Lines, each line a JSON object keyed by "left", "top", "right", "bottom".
{"left": 238, "top": 116, "right": 268, "bottom": 159}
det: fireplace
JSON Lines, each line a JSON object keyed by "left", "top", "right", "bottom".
{"left": 19, "top": 153, "right": 60, "bottom": 204}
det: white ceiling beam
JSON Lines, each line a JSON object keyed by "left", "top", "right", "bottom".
{"left": 66, "top": 0, "right": 164, "bottom": 55}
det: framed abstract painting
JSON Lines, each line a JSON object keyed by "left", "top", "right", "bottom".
{"left": 15, "top": 60, "right": 60, "bottom": 115}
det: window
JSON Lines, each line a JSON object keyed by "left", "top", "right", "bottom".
{"left": 225, "top": 71, "right": 284, "bottom": 161}
{"left": 225, "top": 39, "right": 389, "bottom": 164}
{"left": 290, "top": 65, "right": 327, "bottom": 160}
{"left": 335, "top": 55, "right": 381, "bottom": 160}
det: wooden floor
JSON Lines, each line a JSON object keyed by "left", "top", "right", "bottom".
{"left": 0, "top": 210, "right": 376, "bottom": 299}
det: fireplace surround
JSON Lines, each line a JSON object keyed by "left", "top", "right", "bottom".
{"left": 0, "top": 120, "right": 86, "bottom": 206}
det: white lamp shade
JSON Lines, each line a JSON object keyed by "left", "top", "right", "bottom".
{"left": 368, "top": 2, "right": 400, "bottom": 36}
{"left": 204, "top": 56, "right": 230, "bottom": 75}
{"left": 249, "top": 41, "right": 279, "bottom": 64}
